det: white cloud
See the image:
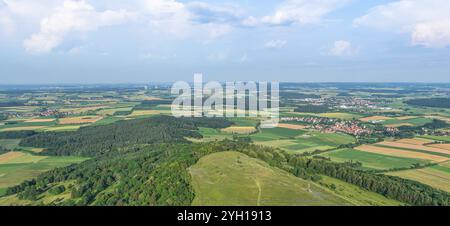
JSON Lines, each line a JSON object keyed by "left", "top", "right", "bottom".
{"left": 139, "top": 0, "right": 237, "bottom": 39}
{"left": 328, "top": 40, "right": 356, "bottom": 56}
{"left": 23, "top": 0, "right": 134, "bottom": 54}
{"left": 262, "top": 0, "right": 349, "bottom": 26}
{"left": 354, "top": 0, "right": 450, "bottom": 48}
{"left": 0, "top": 11, "right": 14, "bottom": 35}
{"left": 140, "top": 0, "right": 191, "bottom": 36}
{"left": 0, "top": 0, "right": 59, "bottom": 36}
{"left": 15, "top": 0, "right": 240, "bottom": 53}
{"left": 265, "top": 40, "right": 287, "bottom": 49}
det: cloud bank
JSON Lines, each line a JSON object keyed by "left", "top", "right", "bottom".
{"left": 354, "top": 0, "right": 450, "bottom": 48}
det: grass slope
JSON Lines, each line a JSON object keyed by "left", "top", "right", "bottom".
{"left": 189, "top": 151, "right": 351, "bottom": 206}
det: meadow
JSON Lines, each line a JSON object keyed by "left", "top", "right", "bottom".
{"left": 189, "top": 151, "right": 351, "bottom": 206}
{"left": 0, "top": 152, "right": 88, "bottom": 197}
{"left": 321, "top": 149, "right": 429, "bottom": 170}
{"left": 252, "top": 129, "right": 355, "bottom": 153}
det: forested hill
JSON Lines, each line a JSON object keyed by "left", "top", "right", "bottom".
{"left": 19, "top": 116, "right": 233, "bottom": 157}
{"left": 5, "top": 139, "right": 450, "bottom": 206}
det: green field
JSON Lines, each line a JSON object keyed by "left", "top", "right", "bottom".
{"left": 192, "top": 127, "right": 235, "bottom": 142}
{"left": 419, "top": 135, "right": 450, "bottom": 142}
{"left": 386, "top": 164, "right": 450, "bottom": 193}
{"left": 90, "top": 116, "right": 125, "bottom": 126}
{"left": 321, "top": 149, "right": 429, "bottom": 170}
{"left": 0, "top": 152, "right": 88, "bottom": 195}
{"left": 250, "top": 128, "right": 306, "bottom": 141}
{"left": 382, "top": 117, "right": 433, "bottom": 126}
{"left": 43, "top": 125, "right": 84, "bottom": 132}
{"left": 254, "top": 131, "right": 355, "bottom": 153}
{"left": 319, "top": 112, "right": 363, "bottom": 120}
{"left": 228, "top": 117, "right": 259, "bottom": 127}
{"left": 0, "top": 121, "right": 57, "bottom": 130}
{"left": 189, "top": 151, "right": 352, "bottom": 206}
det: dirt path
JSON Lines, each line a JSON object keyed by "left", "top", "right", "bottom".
{"left": 255, "top": 180, "right": 262, "bottom": 206}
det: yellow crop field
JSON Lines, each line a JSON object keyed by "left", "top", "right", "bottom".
{"left": 0, "top": 126, "right": 47, "bottom": 132}
{"left": 396, "top": 116, "right": 418, "bottom": 120}
{"left": 221, "top": 126, "right": 257, "bottom": 134}
{"left": 396, "top": 138, "right": 433, "bottom": 145}
{"left": 355, "top": 145, "right": 448, "bottom": 162}
{"left": 0, "top": 152, "right": 25, "bottom": 164}
{"left": 428, "top": 144, "right": 450, "bottom": 151}
{"left": 387, "top": 168, "right": 450, "bottom": 193}
{"left": 24, "top": 118, "right": 56, "bottom": 123}
{"left": 379, "top": 141, "right": 450, "bottom": 156}
{"left": 396, "top": 138, "right": 432, "bottom": 145}
{"left": 129, "top": 110, "right": 161, "bottom": 117}
{"left": 277, "top": 123, "right": 307, "bottom": 130}
{"left": 58, "top": 116, "right": 103, "bottom": 125}
{"left": 385, "top": 123, "right": 415, "bottom": 128}
{"left": 360, "top": 116, "right": 392, "bottom": 122}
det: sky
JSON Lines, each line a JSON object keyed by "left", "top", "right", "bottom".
{"left": 1, "top": 0, "right": 450, "bottom": 84}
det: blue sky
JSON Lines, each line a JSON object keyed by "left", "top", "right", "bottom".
{"left": 1, "top": 0, "right": 450, "bottom": 84}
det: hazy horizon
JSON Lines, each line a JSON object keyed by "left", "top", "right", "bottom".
{"left": 1, "top": 0, "right": 450, "bottom": 84}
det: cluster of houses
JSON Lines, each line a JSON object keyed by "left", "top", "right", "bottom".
{"left": 281, "top": 116, "right": 401, "bottom": 136}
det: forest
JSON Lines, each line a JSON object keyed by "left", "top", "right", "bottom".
{"left": 294, "top": 105, "right": 331, "bottom": 113}
{"left": 405, "top": 98, "right": 450, "bottom": 108}
{"left": 280, "top": 92, "right": 321, "bottom": 99}
{"left": 19, "top": 116, "right": 232, "bottom": 156}
{"left": 0, "top": 130, "right": 37, "bottom": 139}
{"left": 0, "top": 146, "right": 8, "bottom": 154}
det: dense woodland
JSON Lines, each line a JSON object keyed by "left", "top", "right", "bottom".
{"left": 294, "top": 105, "right": 331, "bottom": 113}
{"left": 405, "top": 98, "right": 450, "bottom": 108}
{"left": 0, "top": 130, "right": 37, "bottom": 139}
{"left": 280, "top": 92, "right": 321, "bottom": 99}
{"left": 133, "top": 100, "right": 173, "bottom": 110}
{"left": 19, "top": 116, "right": 232, "bottom": 156}
{"left": 0, "top": 146, "right": 9, "bottom": 154}
{"left": 6, "top": 115, "right": 450, "bottom": 206}
{"left": 0, "top": 101, "right": 27, "bottom": 107}
{"left": 396, "top": 119, "right": 448, "bottom": 138}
